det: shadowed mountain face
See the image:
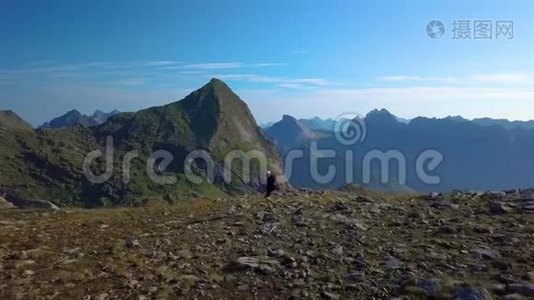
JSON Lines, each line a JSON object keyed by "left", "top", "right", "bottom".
{"left": 298, "top": 117, "right": 339, "bottom": 131}
{"left": 94, "top": 78, "right": 284, "bottom": 192}
{"left": 265, "top": 115, "right": 316, "bottom": 154}
{"left": 0, "top": 79, "right": 283, "bottom": 206}
{"left": 472, "top": 117, "right": 534, "bottom": 130}
{"left": 266, "top": 109, "right": 534, "bottom": 192}
{"left": 0, "top": 110, "right": 32, "bottom": 130}
{"left": 41, "top": 109, "right": 120, "bottom": 129}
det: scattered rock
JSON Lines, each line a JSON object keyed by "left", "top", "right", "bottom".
{"left": 489, "top": 202, "right": 513, "bottom": 214}
{"left": 329, "top": 244, "right": 343, "bottom": 256}
{"left": 292, "top": 215, "right": 307, "bottom": 227}
{"left": 322, "top": 291, "right": 340, "bottom": 299}
{"left": 472, "top": 248, "right": 501, "bottom": 261}
{"left": 329, "top": 214, "right": 367, "bottom": 230}
{"left": 258, "top": 222, "right": 279, "bottom": 234}
{"left": 417, "top": 278, "right": 442, "bottom": 296}
{"left": 258, "top": 211, "right": 277, "bottom": 223}
{"left": 126, "top": 237, "right": 140, "bottom": 248}
{"left": 229, "top": 256, "right": 280, "bottom": 274}
{"left": 385, "top": 257, "right": 405, "bottom": 270}
{"left": 353, "top": 195, "right": 372, "bottom": 203}
{"left": 453, "top": 286, "right": 493, "bottom": 300}
{"left": 507, "top": 283, "right": 534, "bottom": 297}
{"left": 330, "top": 201, "right": 350, "bottom": 212}
{"left": 0, "top": 196, "right": 16, "bottom": 209}
{"left": 267, "top": 248, "right": 286, "bottom": 258}
{"left": 523, "top": 203, "right": 534, "bottom": 214}
{"left": 437, "top": 225, "right": 457, "bottom": 235}
{"left": 502, "top": 293, "right": 526, "bottom": 299}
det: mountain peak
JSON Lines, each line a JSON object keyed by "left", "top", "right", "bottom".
{"left": 282, "top": 114, "right": 297, "bottom": 122}
{"left": 365, "top": 108, "right": 398, "bottom": 125}
{"left": 366, "top": 108, "right": 393, "bottom": 117}
{"left": 96, "top": 78, "right": 284, "bottom": 191}
{"left": 41, "top": 109, "right": 119, "bottom": 129}
{"left": 0, "top": 110, "right": 32, "bottom": 129}
{"left": 204, "top": 78, "right": 230, "bottom": 92}
{"left": 265, "top": 114, "right": 316, "bottom": 153}
{"left": 65, "top": 109, "right": 82, "bottom": 116}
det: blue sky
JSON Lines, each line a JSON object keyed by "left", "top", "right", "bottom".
{"left": 1, "top": 0, "right": 533, "bottom": 126}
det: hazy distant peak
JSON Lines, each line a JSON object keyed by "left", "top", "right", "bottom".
{"left": 0, "top": 110, "right": 33, "bottom": 129}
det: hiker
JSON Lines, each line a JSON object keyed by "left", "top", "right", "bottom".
{"left": 265, "top": 170, "right": 277, "bottom": 198}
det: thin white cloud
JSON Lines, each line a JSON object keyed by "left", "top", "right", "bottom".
{"left": 0, "top": 61, "right": 282, "bottom": 76}
{"left": 243, "top": 86, "right": 534, "bottom": 123}
{"left": 468, "top": 73, "right": 533, "bottom": 84}
{"left": 378, "top": 73, "right": 534, "bottom": 85}
{"left": 211, "top": 73, "right": 329, "bottom": 87}
{"left": 378, "top": 75, "right": 458, "bottom": 83}
{"left": 179, "top": 62, "right": 284, "bottom": 70}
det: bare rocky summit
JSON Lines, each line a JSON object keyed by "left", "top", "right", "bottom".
{"left": 1, "top": 189, "right": 533, "bottom": 299}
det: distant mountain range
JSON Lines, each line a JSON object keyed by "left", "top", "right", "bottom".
{"left": 265, "top": 109, "right": 534, "bottom": 192}
{"left": 40, "top": 109, "right": 120, "bottom": 129}
{"left": 263, "top": 115, "right": 534, "bottom": 131}
{"left": 2, "top": 79, "right": 534, "bottom": 206}
{"left": 264, "top": 115, "right": 317, "bottom": 154}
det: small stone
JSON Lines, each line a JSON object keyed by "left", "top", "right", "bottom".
{"left": 322, "top": 291, "right": 340, "bottom": 299}
{"left": 231, "top": 256, "right": 279, "bottom": 274}
{"left": 507, "top": 283, "right": 534, "bottom": 297}
{"left": 354, "top": 195, "right": 372, "bottom": 203}
{"left": 24, "top": 270, "right": 35, "bottom": 276}
{"left": 489, "top": 202, "right": 513, "bottom": 214}
{"left": 385, "top": 257, "right": 405, "bottom": 270}
{"left": 330, "top": 201, "right": 350, "bottom": 212}
{"left": 292, "top": 215, "right": 307, "bottom": 227}
{"left": 503, "top": 293, "right": 526, "bottom": 300}
{"left": 330, "top": 244, "right": 343, "bottom": 256}
{"left": 472, "top": 248, "right": 500, "bottom": 261}
{"left": 473, "top": 225, "right": 492, "bottom": 234}
{"left": 97, "top": 293, "right": 109, "bottom": 300}
{"left": 453, "top": 286, "right": 492, "bottom": 300}
{"left": 429, "top": 192, "right": 443, "bottom": 200}
{"left": 61, "top": 258, "right": 78, "bottom": 265}
{"left": 258, "top": 222, "right": 279, "bottom": 234}
{"left": 523, "top": 205, "right": 534, "bottom": 213}
{"left": 437, "top": 225, "right": 457, "bottom": 234}
{"left": 329, "top": 214, "right": 367, "bottom": 230}
{"left": 492, "top": 283, "right": 506, "bottom": 293}
{"left": 178, "top": 275, "right": 199, "bottom": 288}
{"left": 417, "top": 278, "right": 442, "bottom": 296}
{"left": 347, "top": 271, "right": 365, "bottom": 283}
{"left": 258, "top": 211, "right": 277, "bottom": 223}
{"left": 126, "top": 237, "right": 140, "bottom": 248}
{"left": 268, "top": 248, "right": 286, "bottom": 258}
{"left": 15, "top": 260, "right": 36, "bottom": 269}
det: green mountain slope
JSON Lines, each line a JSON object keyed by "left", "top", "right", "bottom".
{"left": 0, "top": 79, "right": 284, "bottom": 207}
{"left": 0, "top": 110, "right": 32, "bottom": 130}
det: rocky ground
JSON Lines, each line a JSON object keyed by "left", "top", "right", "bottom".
{"left": 1, "top": 188, "right": 534, "bottom": 299}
